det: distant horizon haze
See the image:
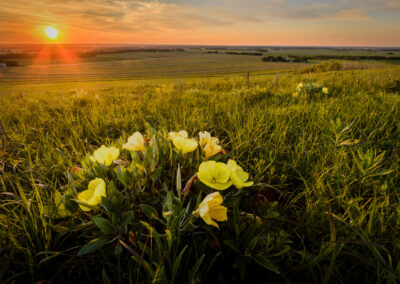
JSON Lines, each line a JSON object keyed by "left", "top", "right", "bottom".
{"left": 1, "top": 44, "right": 399, "bottom": 49}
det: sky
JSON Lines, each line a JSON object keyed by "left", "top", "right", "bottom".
{"left": 0, "top": 0, "right": 399, "bottom": 46}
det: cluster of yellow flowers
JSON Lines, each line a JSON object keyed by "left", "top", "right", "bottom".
{"left": 197, "top": 160, "right": 253, "bottom": 190}
{"left": 76, "top": 129, "right": 253, "bottom": 230}
{"left": 199, "top": 131, "right": 222, "bottom": 159}
{"left": 193, "top": 159, "right": 254, "bottom": 228}
{"left": 79, "top": 132, "right": 149, "bottom": 210}
{"left": 78, "top": 145, "right": 120, "bottom": 211}
{"left": 168, "top": 130, "right": 223, "bottom": 159}
{"left": 169, "top": 130, "right": 198, "bottom": 154}
{"left": 292, "top": 82, "right": 329, "bottom": 98}
{"left": 119, "top": 129, "right": 222, "bottom": 158}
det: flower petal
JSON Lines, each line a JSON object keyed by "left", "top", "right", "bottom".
{"left": 208, "top": 206, "right": 228, "bottom": 222}
{"left": 198, "top": 161, "right": 232, "bottom": 190}
{"left": 214, "top": 163, "right": 230, "bottom": 183}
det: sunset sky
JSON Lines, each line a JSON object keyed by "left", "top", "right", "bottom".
{"left": 1, "top": 0, "right": 399, "bottom": 46}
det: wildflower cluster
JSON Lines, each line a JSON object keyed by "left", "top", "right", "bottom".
{"left": 292, "top": 82, "right": 329, "bottom": 98}
{"left": 49, "top": 126, "right": 280, "bottom": 281}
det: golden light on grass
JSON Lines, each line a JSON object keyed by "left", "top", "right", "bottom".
{"left": 45, "top": 27, "right": 59, "bottom": 39}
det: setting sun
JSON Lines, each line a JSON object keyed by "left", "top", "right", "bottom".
{"left": 45, "top": 27, "right": 58, "bottom": 39}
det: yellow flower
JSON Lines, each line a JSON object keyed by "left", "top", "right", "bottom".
{"left": 168, "top": 130, "right": 188, "bottom": 141}
{"left": 292, "top": 92, "right": 299, "bottom": 98}
{"left": 296, "top": 82, "right": 303, "bottom": 92}
{"left": 162, "top": 211, "right": 173, "bottom": 218}
{"left": 173, "top": 137, "right": 198, "bottom": 154}
{"left": 244, "top": 213, "right": 263, "bottom": 224}
{"left": 77, "top": 178, "right": 106, "bottom": 211}
{"left": 123, "top": 132, "right": 145, "bottom": 152}
{"left": 227, "top": 159, "right": 254, "bottom": 189}
{"left": 165, "top": 229, "right": 172, "bottom": 241}
{"left": 199, "top": 131, "right": 219, "bottom": 147}
{"left": 193, "top": 192, "right": 227, "bottom": 229}
{"left": 322, "top": 87, "right": 329, "bottom": 94}
{"left": 91, "top": 145, "right": 120, "bottom": 166}
{"left": 197, "top": 161, "right": 232, "bottom": 190}
{"left": 204, "top": 142, "right": 222, "bottom": 159}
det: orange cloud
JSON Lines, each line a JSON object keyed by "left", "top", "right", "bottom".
{"left": 0, "top": 0, "right": 399, "bottom": 46}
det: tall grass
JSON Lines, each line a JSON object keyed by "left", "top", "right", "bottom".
{"left": 1, "top": 67, "right": 400, "bottom": 282}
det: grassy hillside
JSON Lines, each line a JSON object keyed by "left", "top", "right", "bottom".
{"left": 1, "top": 67, "right": 400, "bottom": 282}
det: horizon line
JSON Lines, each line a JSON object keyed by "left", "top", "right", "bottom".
{"left": 1, "top": 43, "right": 400, "bottom": 49}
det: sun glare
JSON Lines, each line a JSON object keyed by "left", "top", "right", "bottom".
{"left": 45, "top": 27, "right": 58, "bottom": 39}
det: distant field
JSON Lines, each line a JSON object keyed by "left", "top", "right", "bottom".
{"left": 1, "top": 49, "right": 399, "bottom": 85}
{"left": 12, "top": 50, "right": 192, "bottom": 66}
{"left": 0, "top": 52, "right": 307, "bottom": 85}
{"left": 262, "top": 47, "right": 400, "bottom": 57}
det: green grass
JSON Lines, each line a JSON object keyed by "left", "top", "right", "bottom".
{"left": 1, "top": 67, "right": 400, "bottom": 282}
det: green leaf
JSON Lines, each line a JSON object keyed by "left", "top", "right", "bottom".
{"left": 37, "top": 251, "right": 61, "bottom": 265}
{"left": 188, "top": 254, "right": 205, "bottom": 282}
{"left": 120, "top": 211, "right": 135, "bottom": 227}
{"left": 252, "top": 255, "right": 280, "bottom": 275}
{"left": 78, "top": 238, "right": 107, "bottom": 256}
{"left": 92, "top": 216, "right": 114, "bottom": 235}
{"left": 223, "top": 240, "right": 239, "bottom": 253}
{"left": 114, "top": 242, "right": 123, "bottom": 256}
{"left": 54, "top": 190, "right": 70, "bottom": 217}
{"left": 248, "top": 237, "right": 259, "bottom": 251}
{"left": 116, "top": 165, "right": 131, "bottom": 187}
{"left": 369, "top": 169, "right": 394, "bottom": 177}
{"left": 176, "top": 166, "right": 182, "bottom": 200}
{"left": 102, "top": 197, "right": 112, "bottom": 213}
{"left": 149, "top": 167, "right": 163, "bottom": 183}
{"left": 238, "top": 259, "right": 246, "bottom": 280}
{"left": 140, "top": 204, "right": 159, "bottom": 219}
{"left": 203, "top": 252, "right": 221, "bottom": 276}
{"left": 102, "top": 269, "right": 111, "bottom": 284}
{"left": 172, "top": 245, "right": 188, "bottom": 279}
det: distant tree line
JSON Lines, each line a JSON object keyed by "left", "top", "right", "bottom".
{"left": 1, "top": 61, "right": 19, "bottom": 67}
{"left": 305, "top": 55, "right": 400, "bottom": 60}
{"left": 0, "top": 54, "right": 23, "bottom": 67}
{"left": 0, "top": 48, "right": 187, "bottom": 62}
{"left": 263, "top": 54, "right": 400, "bottom": 63}
{"left": 226, "top": 51, "right": 263, "bottom": 56}
{"left": 0, "top": 53, "right": 33, "bottom": 60}
{"left": 83, "top": 48, "right": 186, "bottom": 56}
{"left": 262, "top": 56, "right": 308, "bottom": 63}
{"left": 204, "top": 51, "right": 263, "bottom": 56}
